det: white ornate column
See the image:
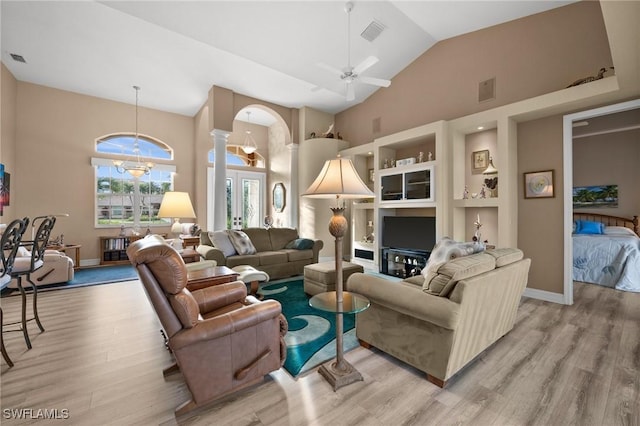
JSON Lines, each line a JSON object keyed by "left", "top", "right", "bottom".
{"left": 211, "top": 129, "right": 230, "bottom": 231}
{"left": 288, "top": 143, "right": 299, "bottom": 229}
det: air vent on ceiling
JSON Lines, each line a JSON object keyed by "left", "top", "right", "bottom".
{"left": 361, "top": 20, "right": 385, "bottom": 42}
{"left": 10, "top": 53, "right": 26, "bottom": 63}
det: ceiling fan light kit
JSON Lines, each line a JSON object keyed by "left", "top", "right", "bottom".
{"left": 317, "top": 1, "right": 391, "bottom": 101}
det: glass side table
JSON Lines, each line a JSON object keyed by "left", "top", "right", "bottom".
{"left": 308, "top": 291, "right": 370, "bottom": 390}
{"left": 309, "top": 291, "right": 370, "bottom": 314}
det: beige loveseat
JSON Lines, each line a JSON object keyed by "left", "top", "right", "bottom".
{"left": 197, "top": 228, "right": 323, "bottom": 281}
{"left": 347, "top": 248, "right": 530, "bottom": 387}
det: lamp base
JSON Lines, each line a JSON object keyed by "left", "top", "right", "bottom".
{"left": 318, "top": 358, "right": 363, "bottom": 391}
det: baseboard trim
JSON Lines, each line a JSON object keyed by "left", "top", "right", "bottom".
{"left": 81, "top": 259, "right": 101, "bottom": 268}
{"left": 522, "top": 287, "right": 566, "bottom": 305}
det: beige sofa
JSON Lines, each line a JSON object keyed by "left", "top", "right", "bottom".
{"left": 197, "top": 228, "right": 323, "bottom": 280}
{"left": 347, "top": 248, "right": 530, "bottom": 387}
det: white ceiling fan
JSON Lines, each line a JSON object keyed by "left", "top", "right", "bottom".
{"left": 317, "top": 2, "right": 391, "bottom": 101}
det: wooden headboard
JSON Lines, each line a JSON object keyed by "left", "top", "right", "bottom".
{"left": 573, "top": 212, "right": 639, "bottom": 236}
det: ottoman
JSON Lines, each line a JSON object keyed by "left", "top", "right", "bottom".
{"left": 231, "top": 265, "right": 270, "bottom": 297}
{"left": 303, "top": 261, "right": 364, "bottom": 296}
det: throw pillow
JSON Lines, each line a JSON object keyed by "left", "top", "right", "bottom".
{"left": 208, "top": 230, "right": 237, "bottom": 257}
{"left": 576, "top": 220, "right": 604, "bottom": 235}
{"left": 227, "top": 230, "right": 257, "bottom": 255}
{"left": 285, "top": 238, "right": 314, "bottom": 250}
{"left": 421, "top": 237, "right": 485, "bottom": 292}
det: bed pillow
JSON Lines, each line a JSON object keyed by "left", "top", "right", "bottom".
{"left": 227, "top": 230, "right": 257, "bottom": 255}
{"left": 208, "top": 231, "right": 237, "bottom": 257}
{"left": 603, "top": 226, "right": 637, "bottom": 237}
{"left": 575, "top": 220, "right": 604, "bottom": 235}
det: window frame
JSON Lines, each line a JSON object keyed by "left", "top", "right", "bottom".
{"left": 92, "top": 132, "right": 176, "bottom": 229}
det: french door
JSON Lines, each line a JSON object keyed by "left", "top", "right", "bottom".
{"left": 208, "top": 169, "right": 265, "bottom": 230}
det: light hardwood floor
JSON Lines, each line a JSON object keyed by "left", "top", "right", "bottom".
{"left": 1, "top": 280, "right": 638, "bottom": 425}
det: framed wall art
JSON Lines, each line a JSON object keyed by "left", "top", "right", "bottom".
{"left": 524, "top": 170, "right": 555, "bottom": 199}
{"left": 471, "top": 150, "right": 489, "bottom": 173}
{"left": 573, "top": 185, "right": 618, "bottom": 208}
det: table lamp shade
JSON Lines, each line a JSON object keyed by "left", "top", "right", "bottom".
{"left": 303, "top": 158, "right": 374, "bottom": 199}
{"left": 158, "top": 191, "right": 196, "bottom": 233}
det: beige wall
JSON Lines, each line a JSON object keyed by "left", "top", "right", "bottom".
{"left": 1, "top": 63, "right": 18, "bottom": 221}
{"left": 335, "top": 1, "right": 612, "bottom": 146}
{"left": 267, "top": 123, "right": 291, "bottom": 227}
{"left": 193, "top": 103, "right": 211, "bottom": 225}
{"left": 517, "top": 115, "right": 565, "bottom": 293}
{"left": 13, "top": 82, "right": 194, "bottom": 263}
{"left": 573, "top": 128, "right": 640, "bottom": 218}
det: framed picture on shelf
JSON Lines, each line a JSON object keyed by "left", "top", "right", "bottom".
{"left": 471, "top": 150, "right": 489, "bottom": 173}
{"left": 524, "top": 170, "right": 555, "bottom": 199}
{"left": 368, "top": 168, "right": 374, "bottom": 183}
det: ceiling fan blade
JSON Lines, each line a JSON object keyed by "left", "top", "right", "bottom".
{"left": 353, "top": 56, "right": 379, "bottom": 75}
{"left": 359, "top": 76, "right": 391, "bottom": 88}
{"left": 346, "top": 83, "right": 355, "bottom": 101}
{"left": 317, "top": 62, "right": 344, "bottom": 77}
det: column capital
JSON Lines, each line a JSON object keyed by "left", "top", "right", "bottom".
{"left": 210, "top": 128, "right": 231, "bottom": 140}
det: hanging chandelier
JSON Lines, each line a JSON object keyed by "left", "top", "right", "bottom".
{"left": 113, "top": 86, "right": 154, "bottom": 178}
{"left": 241, "top": 110, "right": 258, "bottom": 154}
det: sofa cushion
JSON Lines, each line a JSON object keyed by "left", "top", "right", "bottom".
{"left": 242, "top": 228, "right": 272, "bottom": 252}
{"left": 422, "top": 237, "right": 484, "bottom": 288}
{"left": 269, "top": 228, "right": 299, "bottom": 250}
{"left": 485, "top": 248, "right": 524, "bottom": 267}
{"left": 228, "top": 230, "right": 257, "bottom": 255}
{"left": 285, "top": 238, "right": 315, "bottom": 250}
{"left": 208, "top": 231, "right": 237, "bottom": 257}
{"left": 284, "top": 249, "right": 314, "bottom": 262}
{"left": 258, "top": 251, "right": 289, "bottom": 266}
{"left": 424, "top": 253, "right": 496, "bottom": 297}
{"left": 226, "top": 254, "right": 261, "bottom": 268}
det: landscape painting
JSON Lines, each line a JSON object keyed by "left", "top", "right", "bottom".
{"left": 573, "top": 185, "right": 618, "bottom": 209}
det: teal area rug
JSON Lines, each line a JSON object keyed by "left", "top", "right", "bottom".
{"left": 1, "top": 265, "right": 138, "bottom": 295}
{"left": 261, "top": 279, "right": 359, "bottom": 377}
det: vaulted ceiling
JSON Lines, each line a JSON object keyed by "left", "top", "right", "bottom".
{"left": 2, "top": 1, "right": 577, "bottom": 124}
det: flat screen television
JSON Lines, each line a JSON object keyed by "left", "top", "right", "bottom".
{"left": 382, "top": 216, "right": 436, "bottom": 252}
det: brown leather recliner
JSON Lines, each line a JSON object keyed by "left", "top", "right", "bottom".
{"left": 126, "top": 237, "right": 287, "bottom": 416}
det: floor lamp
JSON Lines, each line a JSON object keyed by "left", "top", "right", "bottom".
{"left": 303, "top": 157, "right": 374, "bottom": 390}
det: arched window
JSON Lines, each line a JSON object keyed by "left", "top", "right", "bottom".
{"left": 208, "top": 145, "right": 265, "bottom": 168}
{"left": 92, "top": 134, "right": 175, "bottom": 228}
{"left": 96, "top": 134, "right": 172, "bottom": 159}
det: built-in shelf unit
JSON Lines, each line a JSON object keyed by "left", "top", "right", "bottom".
{"left": 340, "top": 121, "right": 446, "bottom": 273}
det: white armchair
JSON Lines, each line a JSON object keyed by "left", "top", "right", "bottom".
{"left": 9, "top": 247, "right": 74, "bottom": 288}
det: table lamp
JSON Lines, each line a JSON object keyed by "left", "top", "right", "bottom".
{"left": 157, "top": 191, "right": 196, "bottom": 240}
{"left": 303, "top": 157, "right": 374, "bottom": 390}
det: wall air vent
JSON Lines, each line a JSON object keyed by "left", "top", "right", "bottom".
{"left": 10, "top": 53, "right": 26, "bottom": 63}
{"left": 361, "top": 20, "right": 385, "bottom": 42}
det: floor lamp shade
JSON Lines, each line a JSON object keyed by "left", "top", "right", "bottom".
{"left": 303, "top": 158, "right": 374, "bottom": 199}
{"left": 157, "top": 191, "right": 196, "bottom": 233}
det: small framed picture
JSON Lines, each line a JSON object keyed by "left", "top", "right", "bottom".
{"left": 471, "top": 150, "right": 489, "bottom": 173}
{"left": 524, "top": 170, "right": 555, "bottom": 198}
{"left": 368, "top": 168, "right": 374, "bottom": 183}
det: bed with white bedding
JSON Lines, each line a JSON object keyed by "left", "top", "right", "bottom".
{"left": 572, "top": 213, "right": 640, "bottom": 292}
